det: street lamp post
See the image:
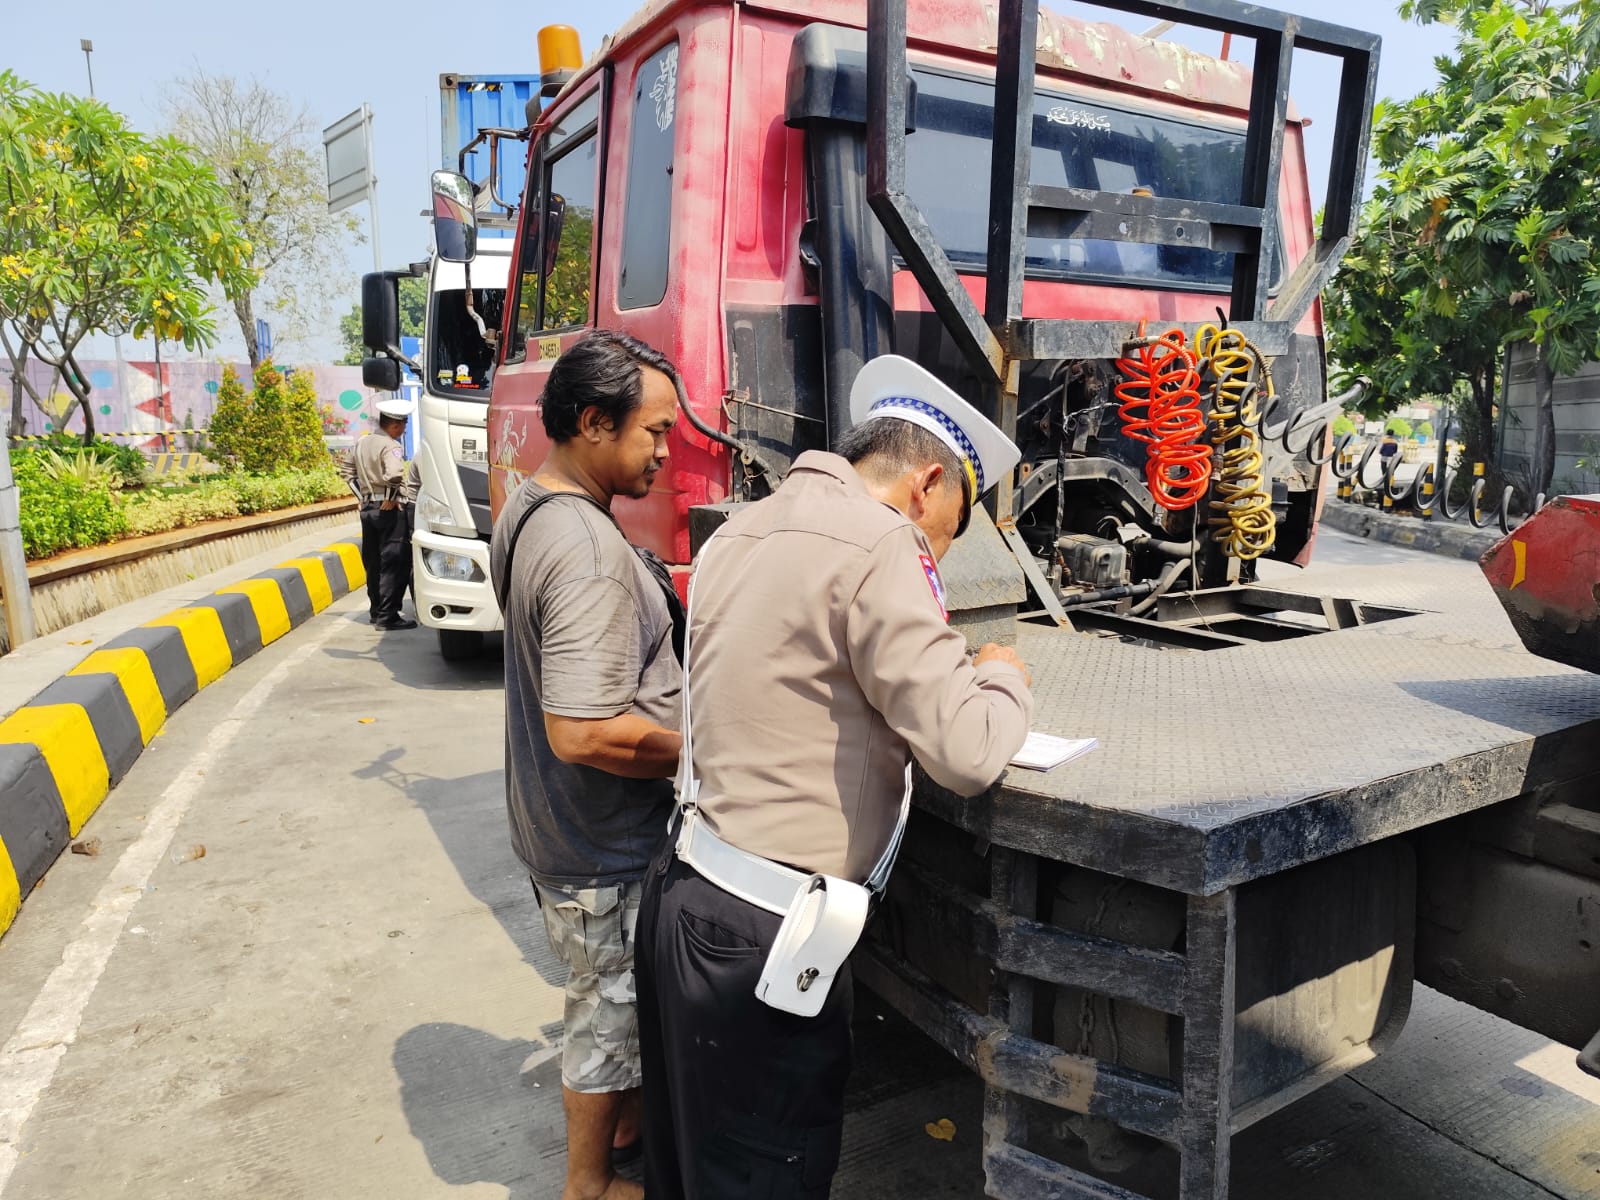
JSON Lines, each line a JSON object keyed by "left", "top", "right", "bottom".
{"left": 81, "top": 39, "right": 94, "bottom": 95}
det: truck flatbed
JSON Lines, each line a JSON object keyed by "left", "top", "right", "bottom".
{"left": 919, "top": 554, "right": 1600, "bottom": 896}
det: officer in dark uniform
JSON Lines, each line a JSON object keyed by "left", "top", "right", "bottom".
{"left": 341, "top": 397, "right": 417, "bottom": 630}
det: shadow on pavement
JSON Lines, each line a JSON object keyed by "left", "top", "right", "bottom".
{"left": 349, "top": 749, "right": 566, "bottom": 993}
{"left": 394, "top": 1022, "right": 561, "bottom": 1200}
{"left": 323, "top": 618, "right": 506, "bottom": 692}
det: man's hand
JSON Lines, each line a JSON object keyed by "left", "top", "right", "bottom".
{"left": 380, "top": 498, "right": 399, "bottom": 511}
{"left": 974, "top": 643, "right": 1032, "bottom": 688}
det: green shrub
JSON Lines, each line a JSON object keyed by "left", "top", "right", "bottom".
{"left": 1332, "top": 414, "right": 1358, "bottom": 438}
{"left": 11, "top": 449, "right": 128, "bottom": 558}
{"left": 1384, "top": 416, "right": 1413, "bottom": 439}
{"left": 16, "top": 434, "right": 145, "bottom": 488}
{"left": 37, "top": 448, "right": 123, "bottom": 489}
{"left": 117, "top": 465, "right": 345, "bottom": 538}
{"left": 282, "top": 371, "right": 330, "bottom": 471}
{"left": 121, "top": 489, "right": 241, "bottom": 537}
{"left": 204, "top": 361, "right": 333, "bottom": 474}
{"left": 206, "top": 364, "right": 249, "bottom": 467}
{"left": 1416, "top": 421, "right": 1435, "bottom": 438}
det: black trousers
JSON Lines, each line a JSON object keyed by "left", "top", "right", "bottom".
{"left": 359, "top": 505, "right": 410, "bottom": 623}
{"left": 638, "top": 849, "right": 852, "bottom": 1200}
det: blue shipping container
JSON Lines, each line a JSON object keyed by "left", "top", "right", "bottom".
{"left": 438, "top": 74, "right": 541, "bottom": 230}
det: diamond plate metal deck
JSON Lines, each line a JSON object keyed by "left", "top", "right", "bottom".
{"left": 914, "top": 556, "right": 1600, "bottom": 896}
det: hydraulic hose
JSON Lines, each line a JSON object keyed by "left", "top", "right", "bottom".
{"left": 671, "top": 379, "right": 784, "bottom": 495}
{"left": 1114, "top": 323, "right": 1213, "bottom": 512}
{"left": 1195, "top": 323, "right": 1276, "bottom": 561}
{"left": 1128, "top": 556, "right": 1191, "bottom": 618}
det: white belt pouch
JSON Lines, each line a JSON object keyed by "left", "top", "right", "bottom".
{"left": 676, "top": 535, "right": 910, "bottom": 1019}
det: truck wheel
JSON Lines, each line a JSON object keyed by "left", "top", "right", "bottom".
{"left": 437, "top": 629, "right": 484, "bottom": 662}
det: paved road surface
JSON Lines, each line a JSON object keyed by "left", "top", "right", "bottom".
{"left": 0, "top": 527, "right": 1595, "bottom": 1199}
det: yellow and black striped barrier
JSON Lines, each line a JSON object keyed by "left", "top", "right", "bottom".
{"left": 148, "top": 451, "right": 207, "bottom": 475}
{"left": 0, "top": 539, "right": 364, "bottom": 938}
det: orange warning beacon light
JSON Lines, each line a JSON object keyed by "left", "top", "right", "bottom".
{"left": 538, "top": 26, "right": 584, "bottom": 99}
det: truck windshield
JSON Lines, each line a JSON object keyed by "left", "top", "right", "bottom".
{"left": 905, "top": 68, "right": 1282, "bottom": 292}
{"left": 429, "top": 287, "right": 504, "bottom": 398}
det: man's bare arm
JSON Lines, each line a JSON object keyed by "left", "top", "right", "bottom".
{"left": 544, "top": 712, "right": 683, "bottom": 779}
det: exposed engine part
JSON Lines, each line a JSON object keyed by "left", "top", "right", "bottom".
{"left": 1127, "top": 556, "right": 1192, "bottom": 617}
{"left": 1113, "top": 325, "right": 1213, "bottom": 512}
{"left": 1114, "top": 522, "right": 1190, "bottom": 559}
{"left": 1060, "top": 581, "right": 1156, "bottom": 609}
{"left": 1196, "top": 322, "right": 1276, "bottom": 560}
{"left": 1057, "top": 533, "right": 1129, "bottom": 591}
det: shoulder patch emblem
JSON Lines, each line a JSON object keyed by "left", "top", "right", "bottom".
{"left": 919, "top": 554, "right": 948, "bottom": 621}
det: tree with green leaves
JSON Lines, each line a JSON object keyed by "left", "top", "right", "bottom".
{"left": 337, "top": 275, "right": 426, "bottom": 366}
{"left": 1325, "top": 0, "right": 1600, "bottom": 493}
{"left": 163, "top": 68, "right": 360, "bottom": 368}
{"left": 0, "top": 71, "right": 256, "bottom": 440}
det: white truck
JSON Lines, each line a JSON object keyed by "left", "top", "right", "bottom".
{"left": 405, "top": 249, "right": 510, "bottom": 660}
{"left": 363, "top": 73, "right": 536, "bottom": 660}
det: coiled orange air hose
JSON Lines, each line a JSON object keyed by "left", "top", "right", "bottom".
{"left": 1114, "top": 322, "right": 1213, "bottom": 512}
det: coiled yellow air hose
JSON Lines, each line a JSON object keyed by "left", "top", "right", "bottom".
{"left": 1195, "top": 323, "right": 1276, "bottom": 561}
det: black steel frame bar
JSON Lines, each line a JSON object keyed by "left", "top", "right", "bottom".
{"left": 986, "top": 0, "right": 1039, "bottom": 331}
{"left": 866, "top": 0, "right": 1004, "bottom": 382}
{"left": 856, "top": 940, "right": 1184, "bottom": 1142}
{"left": 988, "top": 1143, "right": 1152, "bottom": 1200}
{"left": 1178, "top": 890, "right": 1238, "bottom": 1200}
{"left": 865, "top": 0, "right": 1381, "bottom": 368}
{"left": 867, "top": 855, "right": 1245, "bottom": 1199}
{"left": 1232, "top": 28, "right": 1293, "bottom": 319}
{"left": 898, "top": 861, "right": 1188, "bottom": 1010}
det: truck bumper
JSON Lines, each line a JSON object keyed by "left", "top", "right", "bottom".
{"left": 412, "top": 529, "right": 502, "bottom": 633}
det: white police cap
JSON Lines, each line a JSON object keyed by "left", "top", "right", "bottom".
{"left": 376, "top": 397, "right": 415, "bottom": 421}
{"left": 848, "top": 355, "right": 1021, "bottom": 503}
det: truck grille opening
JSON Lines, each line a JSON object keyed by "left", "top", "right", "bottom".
{"left": 1061, "top": 586, "right": 1421, "bottom": 651}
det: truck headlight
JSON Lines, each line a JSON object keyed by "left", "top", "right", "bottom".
{"left": 417, "top": 490, "right": 457, "bottom": 534}
{"left": 422, "top": 548, "right": 486, "bottom": 582}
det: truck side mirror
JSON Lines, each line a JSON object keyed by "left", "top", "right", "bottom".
{"left": 361, "top": 272, "right": 400, "bottom": 354}
{"left": 432, "top": 170, "right": 478, "bottom": 264}
{"left": 362, "top": 356, "right": 403, "bottom": 392}
{"left": 543, "top": 193, "right": 567, "bottom": 277}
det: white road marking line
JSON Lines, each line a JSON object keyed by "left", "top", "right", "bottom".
{"left": 0, "top": 612, "right": 348, "bottom": 1194}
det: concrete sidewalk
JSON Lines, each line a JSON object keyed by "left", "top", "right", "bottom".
{"left": 0, "top": 523, "right": 362, "bottom": 940}
{"left": 1320, "top": 499, "right": 1502, "bottom": 561}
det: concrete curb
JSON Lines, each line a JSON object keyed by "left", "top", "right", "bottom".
{"left": 1320, "top": 500, "right": 1502, "bottom": 561}
{"left": 0, "top": 538, "right": 365, "bottom": 938}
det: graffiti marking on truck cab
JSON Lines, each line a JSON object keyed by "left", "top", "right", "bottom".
{"left": 1046, "top": 104, "right": 1111, "bottom": 131}
{"left": 651, "top": 45, "right": 679, "bottom": 133}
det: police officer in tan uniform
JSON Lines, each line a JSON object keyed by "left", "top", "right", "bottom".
{"left": 340, "top": 397, "right": 416, "bottom": 629}
{"left": 637, "top": 355, "right": 1034, "bottom": 1199}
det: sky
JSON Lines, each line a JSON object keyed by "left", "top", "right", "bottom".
{"left": 9, "top": 0, "right": 1456, "bottom": 364}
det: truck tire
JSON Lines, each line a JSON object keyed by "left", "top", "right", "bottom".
{"left": 437, "top": 629, "right": 484, "bottom": 662}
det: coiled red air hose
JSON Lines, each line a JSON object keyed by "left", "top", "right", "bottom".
{"left": 1114, "top": 324, "right": 1213, "bottom": 512}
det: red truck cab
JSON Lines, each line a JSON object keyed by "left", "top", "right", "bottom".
{"left": 488, "top": 0, "right": 1327, "bottom": 578}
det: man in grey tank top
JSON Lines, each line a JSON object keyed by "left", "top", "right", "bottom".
{"left": 489, "top": 331, "right": 684, "bottom": 1200}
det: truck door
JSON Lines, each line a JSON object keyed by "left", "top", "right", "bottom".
{"left": 489, "top": 83, "right": 606, "bottom": 511}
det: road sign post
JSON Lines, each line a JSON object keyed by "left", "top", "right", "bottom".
{"left": 323, "top": 104, "right": 382, "bottom": 273}
{"left": 0, "top": 442, "right": 36, "bottom": 649}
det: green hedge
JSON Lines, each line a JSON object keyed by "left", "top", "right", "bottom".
{"left": 12, "top": 449, "right": 346, "bottom": 558}
{"left": 120, "top": 467, "right": 347, "bottom": 538}
{"left": 14, "top": 434, "right": 146, "bottom": 488}
{"left": 11, "top": 449, "right": 129, "bottom": 558}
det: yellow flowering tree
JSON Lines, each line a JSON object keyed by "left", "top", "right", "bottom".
{"left": 0, "top": 70, "right": 256, "bottom": 440}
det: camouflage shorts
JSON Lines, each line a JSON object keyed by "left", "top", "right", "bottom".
{"left": 534, "top": 878, "right": 643, "bottom": 1093}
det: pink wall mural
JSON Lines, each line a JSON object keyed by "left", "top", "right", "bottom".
{"left": 2, "top": 359, "right": 376, "bottom": 447}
